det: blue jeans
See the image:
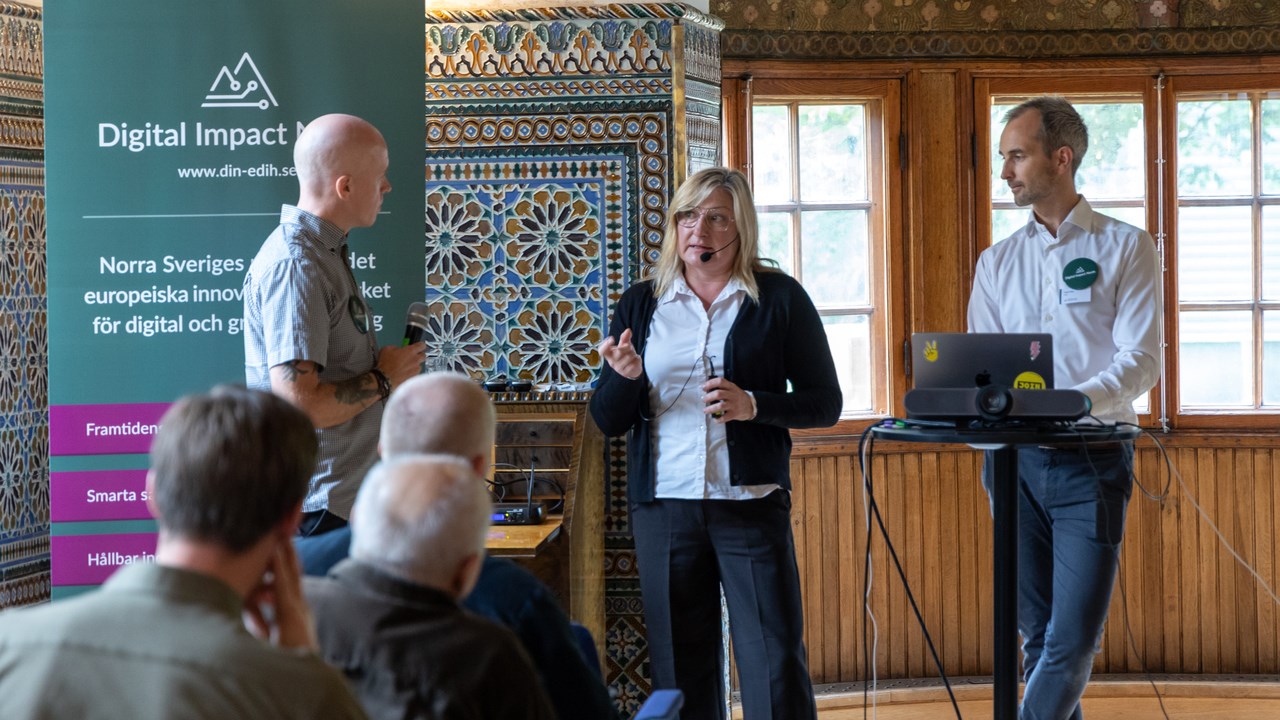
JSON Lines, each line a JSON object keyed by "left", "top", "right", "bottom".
{"left": 984, "top": 442, "right": 1134, "bottom": 720}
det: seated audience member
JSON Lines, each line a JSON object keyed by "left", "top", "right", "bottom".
{"left": 305, "top": 372, "right": 616, "bottom": 720}
{"left": 306, "top": 454, "right": 556, "bottom": 720}
{"left": 0, "top": 385, "right": 367, "bottom": 720}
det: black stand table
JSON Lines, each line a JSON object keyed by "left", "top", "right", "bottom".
{"left": 870, "top": 423, "right": 1140, "bottom": 720}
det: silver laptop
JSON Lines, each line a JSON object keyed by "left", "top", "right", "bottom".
{"left": 911, "top": 332, "right": 1055, "bottom": 390}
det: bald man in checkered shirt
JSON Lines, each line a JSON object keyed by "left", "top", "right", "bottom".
{"left": 244, "top": 114, "right": 425, "bottom": 558}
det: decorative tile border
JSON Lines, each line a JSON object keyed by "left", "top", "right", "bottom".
{"left": 0, "top": 567, "right": 47, "bottom": 609}
{"left": 723, "top": 27, "right": 1280, "bottom": 60}
{"left": 0, "top": 3, "right": 45, "bottom": 610}
{"left": 713, "top": 0, "right": 1278, "bottom": 33}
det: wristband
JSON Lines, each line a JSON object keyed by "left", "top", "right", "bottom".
{"left": 370, "top": 368, "right": 392, "bottom": 401}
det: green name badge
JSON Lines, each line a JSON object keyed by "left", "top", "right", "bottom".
{"left": 1063, "top": 258, "right": 1099, "bottom": 290}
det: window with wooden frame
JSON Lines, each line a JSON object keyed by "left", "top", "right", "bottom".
{"left": 726, "top": 77, "right": 901, "bottom": 422}
{"left": 976, "top": 69, "right": 1280, "bottom": 429}
{"left": 1166, "top": 75, "right": 1280, "bottom": 423}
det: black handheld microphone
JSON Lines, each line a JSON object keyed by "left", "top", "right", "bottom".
{"left": 699, "top": 237, "right": 739, "bottom": 263}
{"left": 403, "top": 302, "right": 430, "bottom": 346}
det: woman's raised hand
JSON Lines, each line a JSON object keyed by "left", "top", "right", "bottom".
{"left": 599, "top": 328, "right": 643, "bottom": 380}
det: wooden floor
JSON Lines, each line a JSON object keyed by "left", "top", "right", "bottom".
{"left": 734, "top": 676, "right": 1280, "bottom": 719}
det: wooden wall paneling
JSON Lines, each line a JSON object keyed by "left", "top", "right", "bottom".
{"left": 950, "top": 452, "right": 970, "bottom": 675}
{"left": 907, "top": 70, "right": 967, "bottom": 335}
{"left": 1263, "top": 450, "right": 1279, "bottom": 672}
{"left": 951, "top": 451, "right": 969, "bottom": 673}
{"left": 720, "top": 74, "right": 750, "bottom": 173}
{"left": 881, "top": 82, "right": 908, "bottom": 415}
{"left": 1217, "top": 448, "right": 1240, "bottom": 670}
{"left": 967, "top": 452, "right": 987, "bottom": 674}
{"left": 920, "top": 451, "right": 946, "bottom": 675}
{"left": 858, "top": 451, "right": 877, "bottom": 678}
{"left": 1234, "top": 449, "right": 1259, "bottom": 670}
{"left": 860, "top": 452, "right": 884, "bottom": 681}
{"left": 1131, "top": 456, "right": 1159, "bottom": 672}
{"left": 791, "top": 456, "right": 807, "bottom": 672}
{"left": 820, "top": 455, "right": 842, "bottom": 680}
{"left": 1192, "top": 448, "right": 1219, "bottom": 672}
{"left": 904, "top": 451, "right": 924, "bottom": 677}
{"left": 1133, "top": 456, "right": 1156, "bottom": 672}
{"left": 1177, "top": 446, "right": 1203, "bottom": 672}
{"left": 835, "top": 453, "right": 859, "bottom": 681}
{"left": 801, "top": 455, "right": 822, "bottom": 678}
{"left": 810, "top": 455, "right": 834, "bottom": 680}
{"left": 956, "top": 452, "right": 980, "bottom": 676}
{"left": 1153, "top": 445, "right": 1183, "bottom": 671}
{"left": 1272, "top": 447, "right": 1280, "bottom": 672}
{"left": 1139, "top": 448, "right": 1168, "bottom": 673}
{"left": 937, "top": 453, "right": 958, "bottom": 673}
{"left": 880, "top": 447, "right": 898, "bottom": 678}
{"left": 902, "top": 451, "right": 925, "bottom": 675}
{"left": 796, "top": 455, "right": 822, "bottom": 679}
{"left": 873, "top": 453, "right": 896, "bottom": 675}
{"left": 1104, "top": 475, "right": 1140, "bottom": 672}
{"left": 1110, "top": 450, "right": 1136, "bottom": 672}
{"left": 789, "top": 439, "right": 1280, "bottom": 684}
{"left": 801, "top": 454, "right": 823, "bottom": 678}
{"left": 881, "top": 451, "right": 905, "bottom": 677}
{"left": 886, "top": 450, "right": 906, "bottom": 677}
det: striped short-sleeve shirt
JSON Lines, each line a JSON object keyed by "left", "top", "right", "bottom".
{"left": 243, "top": 205, "right": 381, "bottom": 519}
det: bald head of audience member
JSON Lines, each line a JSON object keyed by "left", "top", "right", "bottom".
{"left": 380, "top": 372, "right": 496, "bottom": 474}
{"left": 293, "top": 113, "right": 390, "bottom": 232}
{"left": 349, "top": 454, "right": 492, "bottom": 598}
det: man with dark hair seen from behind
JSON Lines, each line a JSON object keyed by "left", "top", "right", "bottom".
{"left": 0, "top": 385, "right": 368, "bottom": 720}
{"left": 304, "top": 372, "right": 616, "bottom": 720}
{"left": 243, "top": 113, "right": 425, "bottom": 569}
{"left": 306, "top": 454, "right": 556, "bottom": 720}
{"left": 969, "top": 96, "right": 1160, "bottom": 719}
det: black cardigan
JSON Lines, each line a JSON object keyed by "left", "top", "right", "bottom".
{"left": 589, "top": 270, "right": 842, "bottom": 504}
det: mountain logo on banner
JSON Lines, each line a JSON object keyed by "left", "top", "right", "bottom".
{"left": 201, "top": 52, "right": 278, "bottom": 110}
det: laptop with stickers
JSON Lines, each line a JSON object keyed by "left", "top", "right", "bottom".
{"left": 911, "top": 332, "right": 1055, "bottom": 390}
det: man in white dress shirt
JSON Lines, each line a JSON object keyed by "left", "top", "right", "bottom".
{"left": 968, "top": 96, "right": 1161, "bottom": 720}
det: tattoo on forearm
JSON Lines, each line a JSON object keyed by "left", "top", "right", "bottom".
{"left": 333, "top": 374, "right": 379, "bottom": 405}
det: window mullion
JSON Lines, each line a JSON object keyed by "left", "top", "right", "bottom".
{"left": 789, "top": 102, "right": 802, "bottom": 280}
{"left": 1254, "top": 93, "right": 1265, "bottom": 409}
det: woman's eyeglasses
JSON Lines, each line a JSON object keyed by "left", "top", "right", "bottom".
{"left": 675, "top": 208, "right": 735, "bottom": 231}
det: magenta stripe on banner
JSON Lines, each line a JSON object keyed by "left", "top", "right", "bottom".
{"left": 51, "top": 470, "right": 154, "bottom": 522}
{"left": 49, "top": 403, "right": 170, "bottom": 456}
{"left": 50, "top": 533, "right": 157, "bottom": 586}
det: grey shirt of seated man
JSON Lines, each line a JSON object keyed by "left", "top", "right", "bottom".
{"left": 306, "top": 454, "right": 556, "bottom": 720}
{"left": 303, "top": 531, "right": 616, "bottom": 720}
{"left": 0, "top": 564, "right": 365, "bottom": 720}
{"left": 0, "top": 385, "right": 367, "bottom": 720}
{"left": 309, "top": 559, "right": 556, "bottom": 720}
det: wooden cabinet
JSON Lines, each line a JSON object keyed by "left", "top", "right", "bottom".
{"left": 491, "top": 391, "right": 605, "bottom": 662}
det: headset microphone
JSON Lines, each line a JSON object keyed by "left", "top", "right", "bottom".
{"left": 698, "top": 237, "right": 739, "bottom": 263}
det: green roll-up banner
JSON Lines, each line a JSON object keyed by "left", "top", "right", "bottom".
{"left": 45, "top": 0, "right": 423, "bottom": 595}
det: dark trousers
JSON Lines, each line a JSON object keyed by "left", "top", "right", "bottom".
{"left": 631, "top": 492, "right": 817, "bottom": 720}
{"left": 983, "top": 443, "right": 1134, "bottom": 720}
{"left": 294, "top": 509, "right": 349, "bottom": 577}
